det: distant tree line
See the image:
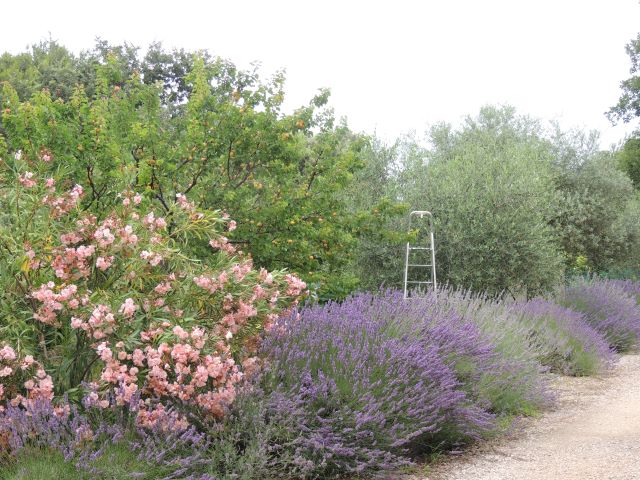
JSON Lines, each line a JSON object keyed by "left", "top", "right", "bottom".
{"left": 2, "top": 38, "right": 640, "bottom": 298}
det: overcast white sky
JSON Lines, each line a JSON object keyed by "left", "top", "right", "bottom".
{"left": 2, "top": 0, "right": 639, "bottom": 147}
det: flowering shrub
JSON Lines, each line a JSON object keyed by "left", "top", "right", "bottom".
{"left": 609, "top": 279, "right": 640, "bottom": 304}
{"left": 0, "top": 398, "right": 96, "bottom": 463}
{"left": 561, "top": 279, "right": 640, "bottom": 352}
{"left": 254, "top": 290, "right": 549, "bottom": 478}
{"left": 0, "top": 396, "right": 215, "bottom": 480}
{"left": 428, "top": 289, "right": 550, "bottom": 414}
{"left": 0, "top": 345, "right": 54, "bottom": 410}
{"left": 0, "top": 149, "right": 306, "bottom": 425}
{"left": 513, "top": 298, "right": 614, "bottom": 376}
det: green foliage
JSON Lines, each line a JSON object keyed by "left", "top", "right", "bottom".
{"left": 0, "top": 41, "right": 379, "bottom": 299}
{"left": 353, "top": 107, "right": 640, "bottom": 294}
{"left": 1, "top": 448, "right": 81, "bottom": 480}
{"left": 552, "top": 151, "right": 640, "bottom": 273}
{"left": 618, "top": 134, "right": 640, "bottom": 189}
{"left": 403, "top": 106, "right": 564, "bottom": 296}
{"left": 608, "top": 33, "right": 640, "bottom": 125}
{"left": 343, "top": 137, "right": 410, "bottom": 291}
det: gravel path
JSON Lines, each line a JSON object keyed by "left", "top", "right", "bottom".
{"left": 420, "top": 354, "right": 640, "bottom": 480}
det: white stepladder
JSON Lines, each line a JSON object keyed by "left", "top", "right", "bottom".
{"left": 403, "top": 211, "right": 437, "bottom": 299}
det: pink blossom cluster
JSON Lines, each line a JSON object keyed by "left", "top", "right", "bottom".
{"left": 208, "top": 237, "right": 237, "bottom": 255}
{"left": 31, "top": 282, "right": 83, "bottom": 325}
{"left": 23, "top": 243, "right": 41, "bottom": 270}
{"left": 51, "top": 244, "right": 96, "bottom": 280}
{"left": 285, "top": 273, "right": 307, "bottom": 297}
{"left": 96, "top": 255, "right": 114, "bottom": 271}
{"left": 70, "top": 304, "right": 117, "bottom": 340}
{"left": 0, "top": 344, "right": 54, "bottom": 412}
{"left": 121, "top": 191, "right": 143, "bottom": 207}
{"left": 91, "top": 326, "right": 241, "bottom": 419}
{"left": 142, "top": 212, "right": 167, "bottom": 231}
{"left": 140, "top": 250, "right": 163, "bottom": 267}
{"left": 42, "top": 184, "right": 84, "bottom": 218}
{"left": 193, "top": 271, "right": 229, "bottom": 294}
{"left": 18, "top": 171, "right": 36, "bottom": 188}
{"left": 136, "top": 402, "right": 189, "bottom": 431}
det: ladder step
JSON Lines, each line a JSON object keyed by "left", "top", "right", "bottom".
{"left": 408, "top": 247, "right": 432, "bottom": 250}
{"left": 408, "top": 264, "right": 432, "bottom": 267}
{"left": 406, "top": 281, "right": 433, "bottom": 284}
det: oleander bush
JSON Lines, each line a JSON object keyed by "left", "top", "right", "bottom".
{"left": 561, "top": 278, "right": 640, "bottom": 352}
{"left": 0, "top": 148, "right": 306, "bottom": 430}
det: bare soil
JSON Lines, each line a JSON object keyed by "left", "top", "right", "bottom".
{"left": 416, "top": 354, "right": 640, "bottom": 480}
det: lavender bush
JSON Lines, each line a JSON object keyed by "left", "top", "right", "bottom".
{"left": 3, "top": 284, "right": 628, "bottom": 478}
{"left": 0, "top": 398, "right": 97, "bottom": 464}
{"left": 432, "top": 289, "right": 550, "bottom": 414}
{"left": 0, "top": 397, "right": 214, "bottom": 480}
{"left": 609, "top": 279, "right": 640, "bottom": 304}
{"left": 256, "top": 290, "right": 549, "bottom": 478}
{"left": 513, "top": 298, "right": 614, "bottom": 375}
{"left": 561, "top": 279, "right": 640, "bottom": 352}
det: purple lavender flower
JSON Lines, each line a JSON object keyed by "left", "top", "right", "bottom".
{"left": 257, "top": 290, "right": 545, "bottom": 477}
{"left": 513, "top": 298, "right": 614, "bottom": 375}
{"left": 562, "top": 279, "right": 640, "bottom": 352}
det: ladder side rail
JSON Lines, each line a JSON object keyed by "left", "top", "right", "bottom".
{"left": 403, "top": 242, "right": 411, "bottom": 299}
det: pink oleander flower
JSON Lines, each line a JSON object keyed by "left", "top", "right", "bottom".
{"left": 19, "top": 171, "right": 36, "bottom": 188}
{"left": 143, "top": 212, "right": 155, "bottom": 228}
{"left": 154, "top": 281, "right": 172, "bottom": 295}
{"left": 94, "top": 226, "right": 115, "bottom": 248}
{"left": 61, "top": 231, "right": 83, "bottom": 245}
{"left": 21, "top": 355, "right": 34, "bottom": 369}
{"left": 42, "top": 184, "right": 84, "bottom": 218}
{"left": 96, "top": 256, "right": 114, "bottom": 271}
{"left": 285, "top": 273, "right": 307, "bottom": 296}
{"left": 140, "top": 250, "right": 162, "bottom": 266}
{"left": 96, "top": 343, "right": 113, "bottom": 362}
{"left": 70, "top": 317, "right": 84, "bottom": 329}
{"left": 0, "top": 345, "right": 17, "bottom": 361}
{"left": 172, "top": 326, "right": 189, "bottom": 340}
{"left": 209, "top": 237, "right": 236, "bottom": 255}
{"left": 132, "top": 349, "right": 145, "bottom": 367}
{"left": 119, "top": 298, "right": 137, "bottom": 318}
{"left": 119, "top": 225, "right": 138, "bottom": 245}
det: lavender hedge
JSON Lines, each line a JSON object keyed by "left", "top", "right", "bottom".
{"left": 1, "top": 284, "right": 630, "bottom": 479}
{"left": 429, "top": 289, "right": 551, "bottom": 414}
{"left": 513, "top": 298, "right": 614, "bottom": 375}
{"left": 609, "top": 279, "right": 640, "bottom": 304}
{"left": 255, "top": 290, "right": 548, "bottom": 478}
{"left": 561, "top": 279, "right": 640, "bottom": 352}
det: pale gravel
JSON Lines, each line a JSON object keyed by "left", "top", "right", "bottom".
{"left": 410, "top": 354, "right": 640, "bottom": 480}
